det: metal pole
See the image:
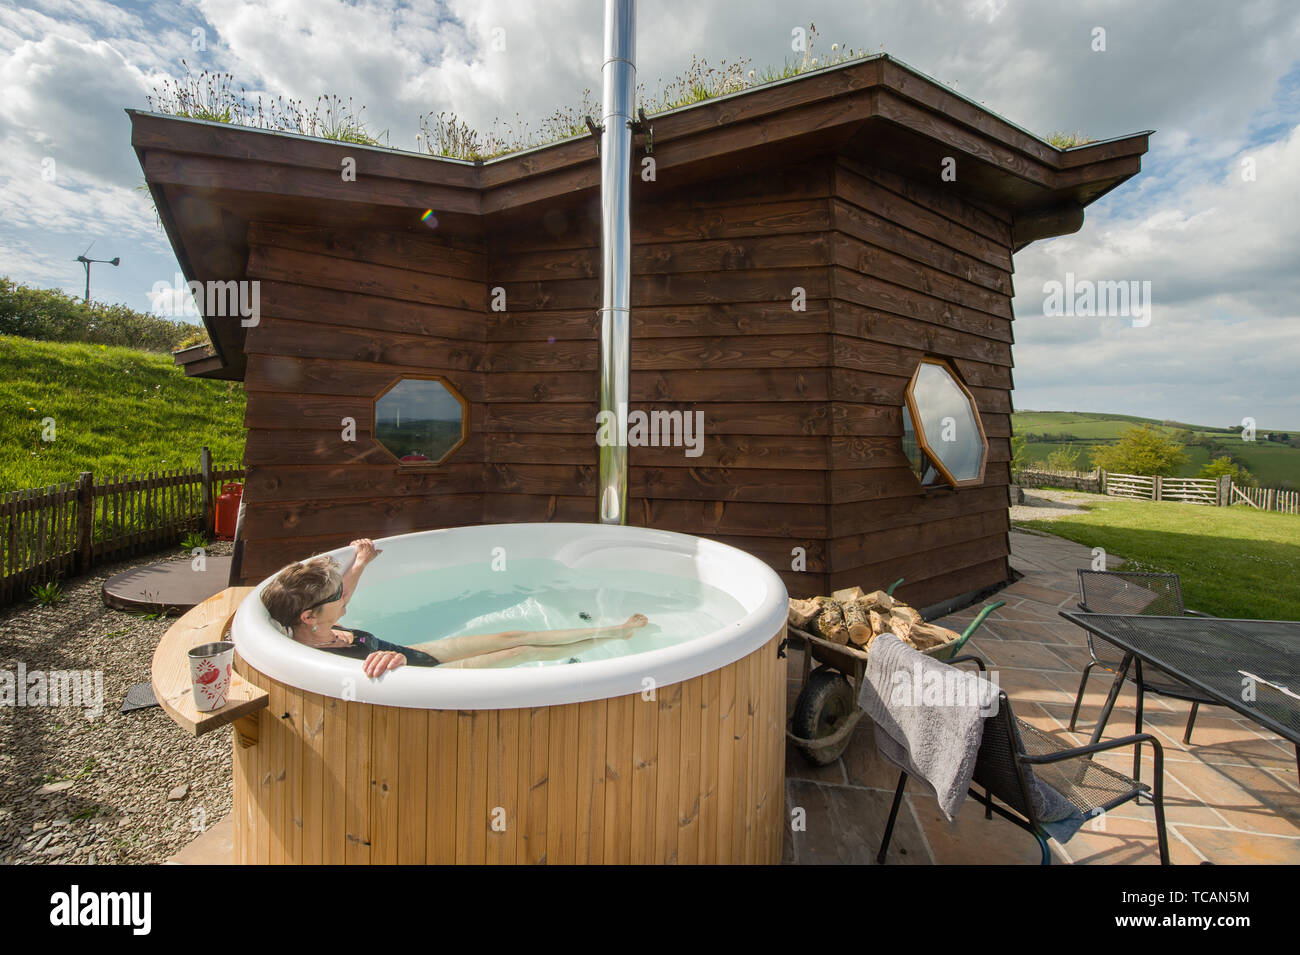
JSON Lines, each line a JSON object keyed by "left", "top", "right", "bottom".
{"left": 597, "top": 0, "right": 635, "bottom": 524}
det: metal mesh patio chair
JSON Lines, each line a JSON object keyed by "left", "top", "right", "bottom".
{"left": 1069, "top": 570, "right": 1219, "bottom": 781}
{"left": 877, "top": 655, "right": 1170, "bottom": 865}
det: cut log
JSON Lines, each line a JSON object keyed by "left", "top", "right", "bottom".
{"left": 832, "top": 585, "right": 865, "bottom": 604}
{"left": 890, "top": 605, "right": 921, "bottom": 626}
{"left": 886, "top": 612, "right": 915, "bottom": 640}
{"left": 869, "top": 609, "right": 887, "bottom": 636}
{"left": 858, "top": 590, "right": 894, "bottom": 611}
{"left": 815, "top": 602, "right": 849, "bottom": 645}
{"left": 848, "top": 622, "right": 873, "bottom": 647}
{"left": 788, "top": 597, "right": 821, "bottom": 629}
{"left": 841, "top": 600, "right": 869, "bottom": 629}
{"left": 910, "top": 622, "right": 959, "bottom": 651}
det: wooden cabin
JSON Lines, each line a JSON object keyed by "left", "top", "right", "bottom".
{"left": 131, "top": 55, "right": 1149, "bottom": 609}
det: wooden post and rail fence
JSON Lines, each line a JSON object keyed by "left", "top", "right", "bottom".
{"left": 1016, "top": 466, "right": 1298, "bottom": 513}
{"left": 0, "top": 448, "right": 244, "bottom": 606}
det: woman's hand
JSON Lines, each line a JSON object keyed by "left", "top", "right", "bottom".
{"left": 362, "top": 650, "right": 406, "bottom": 677}
{"left": 351, "top": 539, "right": 382, "bottom": 567}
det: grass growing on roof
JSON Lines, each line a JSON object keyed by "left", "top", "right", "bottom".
{"left": 145, "top": 27, "right": 1095, "bottom": 162}
{"left": 1016, "top": 497, "right": 1300, "bottom": 620}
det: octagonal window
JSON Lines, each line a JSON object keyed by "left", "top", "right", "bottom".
{"left": 902, "top": 358, "right": 987, "bottom": 488}
{"left": 374, "top": 377, "right": 467, "bottom": 465}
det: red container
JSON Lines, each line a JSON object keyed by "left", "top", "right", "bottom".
{"left": 215, "top": 482, "right": 243, "bottom": 540}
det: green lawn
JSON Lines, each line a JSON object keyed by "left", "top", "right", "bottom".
{"left": 1, "top": 336, "right": 246, "bottom": 490}
{"left": 1017, "top": 497, "right": 1300, "bottom": 620}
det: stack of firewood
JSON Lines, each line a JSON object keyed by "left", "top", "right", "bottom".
{"left": 788, "top": 587, "right": 958, "bottom": 653}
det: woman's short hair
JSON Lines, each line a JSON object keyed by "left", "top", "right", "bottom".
{"left": 261, "top": 555, "right": 342, "bottom": 629}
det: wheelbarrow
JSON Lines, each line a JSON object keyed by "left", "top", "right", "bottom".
{"left": 786, "top": 578, "right": 1005, "bottom": 766}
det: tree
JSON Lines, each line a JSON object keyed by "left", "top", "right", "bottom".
{"left": 1199, "top": 456, "right": 1255, "bottom": 487}
{"left": 1010, "top": 435, "right": 1031, "bottom": 476}
{"left": 1044, "top": 443, "right": 1082, "bottom": 471}
{"left": 1091, "top": 424, "right": 1187, "bottom": 476}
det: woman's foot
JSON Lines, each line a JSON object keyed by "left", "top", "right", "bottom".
{"left": 616, "top": 614, "right": 648, "bottom": 637}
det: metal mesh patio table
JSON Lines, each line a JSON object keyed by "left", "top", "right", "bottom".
{"left": 1059, "top": 612, "right": 1300, "bottom": 784}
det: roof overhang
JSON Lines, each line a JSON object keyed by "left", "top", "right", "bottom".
{"left": 135, "top": 53, "right": 1150, "bottom": 380}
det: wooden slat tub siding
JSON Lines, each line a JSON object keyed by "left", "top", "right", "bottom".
{"left": 344, "top": 701, "right": 372, "bottom": 864}
{"left": 653, "top": 681, "right": 683, "bottom": 864}
{"left": 629, "top": 688, "right": 659, "bottom": 865}
{"left": 484, "top": 707, "right": 518, "bottom": 865}
{"left": 602, "top": 693, "right": 634, "bottom": 865}
{"left": 370, "top": 703, "right": 400, "bottom": 864}
{"left": 455, "top": 709, "right": 489, "bottom": 865}
{"left": 574, "top": 698, "right": 608, "bottom": 864}
{"left": 284, "top": 683, "right": 304, "bottom": 864}
{"left": 701, "top": 667, "right": 723, "bottom": 864}
{"left": 427, "top": 708, "right": 459, "bottom": 864}
{"left": 714, "top": 657, "right": 738, "bottom": 862}
{"left": 321, "top": 693, "right": 348, "bottom": 864}
{"left": 520, "top": 706, "right": 549, "bottom": 865}
{"left": 546, "top": 702, "right": 580, "bottom": 865}
{"left": 677, "top": 674, "right": 703, "bottom": 864}
{"left": 233, "top": 631, "right": 786, "bottom": 864}
{"left": 300, "top": 689, "right": 326, "bottom": 865}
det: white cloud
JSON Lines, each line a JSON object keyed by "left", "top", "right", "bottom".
{"left": 1012, "top": 125, "right": 1300, "bottom": 425}
{"left": 0, "top": 0, "right": 1297, "bottom": 426}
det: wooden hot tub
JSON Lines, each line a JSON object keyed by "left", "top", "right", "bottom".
{"left": 223, "top": 523, "right": 789, "bottom": 864}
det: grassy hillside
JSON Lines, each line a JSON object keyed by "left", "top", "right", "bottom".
{"left": 1013, "top": 410, "right": 1299, "bottom": 487}
{"left": 1, "top": 336, "right": 245, "bottom": 491}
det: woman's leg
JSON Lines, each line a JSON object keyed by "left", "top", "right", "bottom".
{"left": 414, "top": 614, "right": 647, "bottom": 664}
{"left": 438, "top": 636, "right": 624, "bottom": 669}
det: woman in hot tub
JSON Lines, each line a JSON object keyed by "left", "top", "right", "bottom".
{"left": 260, "top": 540, "right": 647, "bottom": 677}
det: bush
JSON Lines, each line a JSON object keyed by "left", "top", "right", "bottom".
{"left": 1092, "top": 424, "right": 1187, "bottom": 476}
{"left": 1010, "top": 435, "right": 1031, "bottom": 476}
{"left": 1200, "top": 456, "right": 1256, "bottom": 487}
{"left": 0, "top": 276, "right": 201, "bottom": 353}
{"left": 1043, "top": 443, "right": 1083, "bottom": 471}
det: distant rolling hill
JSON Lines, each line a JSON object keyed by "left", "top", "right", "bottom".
{"left": 1012, "top": 410, "right": 1299, "bottom": 488}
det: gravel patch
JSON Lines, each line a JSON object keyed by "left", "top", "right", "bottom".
{"left": 0, "top": 542, "right": 234, "bottom": 865}
{"left": 1010, "top": 488, "right": 1109, "bottom": 523}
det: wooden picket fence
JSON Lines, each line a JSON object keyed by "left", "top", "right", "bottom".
{"left": 1231, "top": 485, "right": 1300, "bottom": 514}
{"left": 1103, "top": 471, "right": 1296, "bottom": 512}
{"left": 1105, "top": 472, "right": 1221, "bottom": 505}
{"left": 1102, "top": 471, "right": 1157, "bottom": 501}
{"left": 0, "top": 448, "right": 243, "bottom": 606}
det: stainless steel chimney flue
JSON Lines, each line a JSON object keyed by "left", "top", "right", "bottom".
{"left": 597, "top": 0, "right": 635, "bottom": 524}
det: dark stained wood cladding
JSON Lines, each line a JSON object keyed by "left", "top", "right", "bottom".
{"left": 828, "top": 157, "right": 1014, "bottom": 606}
{"left": 237, "top": 221, "right": 487, "bottom": 580}
{"left": 234, "top": 154, "right": 1015, "bottom": 608}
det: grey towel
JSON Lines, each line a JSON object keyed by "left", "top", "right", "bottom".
{"left": 859, "top": 634, "right": 999, "bottom": 821}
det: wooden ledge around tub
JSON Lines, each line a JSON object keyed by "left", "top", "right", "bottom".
{"left": 151, "top": 585, "right": 267, "bottom": 747}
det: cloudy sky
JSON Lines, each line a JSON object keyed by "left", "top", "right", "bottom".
{"left": 2, "top": 0, "right": 1297, "bottom": 427}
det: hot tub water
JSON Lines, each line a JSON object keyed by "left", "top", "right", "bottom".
{"left": 341, "top": 557, "right": 749, "bottom": 665}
